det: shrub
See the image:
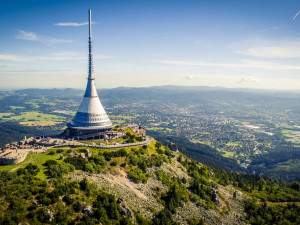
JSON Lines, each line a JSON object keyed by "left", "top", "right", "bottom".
{"left": 84, "top": 163, "right": 94, "bottom": 173}
{"left": 102, "top": 149, "right": 127, "bottom": 161}
{"left": 110, "top": 161, "right": 117, "bottom": 166}
{"left": 44, "top": 160, "right": 58, "bottom": 167}
{"left": 89, "top": 155, "right": 107, "bottom": 170}
{"left": 136, "top": 136, "right": 143, "bottom": 142}
{"left": 164, "top": 148, "right": 174, "bottom": 158}
{"left": 93, "top": 191, "right": 121, "bottom": 223}
{"left": 64, "top": 156, "right": 86, "bottom": 170}
{"left": 36, "top": 208, "right": 50, "bottom": 223}
{"left": 73, "top": 201, "right": 82, "bottom": 213}
{"left": 155, "top": 142, "right": 162, "bottom": 148}
{"left": 47, "top": 163, "right": 74, "bottom": 178}
{"left": 17, "top": 163, "right": 40, "bottom": 176}
{"left": 63, "top": 195, "right": 74, "bottom": 205}
{"left": 56, "top": 149, "right": 63, "bottom": 153}
{"left": 128, "top": 168, "right": 148, "bottom": 183}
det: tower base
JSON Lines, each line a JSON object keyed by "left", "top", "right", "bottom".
{"left": 63, "top": 127, "right": 112, "bottom": 138}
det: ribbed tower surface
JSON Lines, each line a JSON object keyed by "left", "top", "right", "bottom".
{"left": 68, "top": 9, "right": 112, "bottom": 131}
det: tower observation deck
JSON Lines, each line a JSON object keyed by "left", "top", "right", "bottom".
{"left": 66, "top": 9, "right": 112, "bottom": 136}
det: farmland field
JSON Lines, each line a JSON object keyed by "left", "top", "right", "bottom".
{"left": 1, "top": 111, "right": 65, "bottom": 126}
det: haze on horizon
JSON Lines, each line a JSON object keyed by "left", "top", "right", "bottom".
{"left": 0, "top": 0, "right": 300, "bottom": 90}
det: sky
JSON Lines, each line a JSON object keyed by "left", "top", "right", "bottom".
{"left": 1, "top": 0, "right": 300, "bottom": 90}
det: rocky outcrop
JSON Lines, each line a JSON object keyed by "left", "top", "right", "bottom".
{"left": 118, "top": 197, "right": 133, "bottom": 217}
{"left": 83, "top": 205, "right": 93, "bottom": 217}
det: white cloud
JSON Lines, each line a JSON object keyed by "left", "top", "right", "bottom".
{"left": 154, "top": 59, "right": 300, "bottom": 70}
{"left": 54, "top": 22, "right": 88, "bottom": 26}
{"left": 232, "top": 38, "right": 300, "bottom": 58}
{"left": 185, "top": 75, "right": 196, "bottom": 79}
{"left": 16, "top": 30, "right": 38, "bottom": 41}
{"left": 0, "top": 52, "right": 115, "bottom": 62}
{"left": 237, "top": 76, "right": 260, "bottom": 84}
{"left": 243, "top": 45, "right": 300, "bottom": 58}
{"left": 45, "top": 38, "right": 74, "bottom": 45}
{"left": 16, "top": 29, "right": 74, "bottom": 45}
{"left": 0, "top": 54, "right": 27, "bottom": 62}
{"left": 54, "top": 21, "right": 95, "bottom": 26}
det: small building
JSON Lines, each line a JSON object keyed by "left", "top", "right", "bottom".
{"left": 128, "top": 123, "right": 146, "bottom": 137}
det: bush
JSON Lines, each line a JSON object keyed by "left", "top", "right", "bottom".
{"left": 47, "top": 163, "right": 74, "bottom": 178}
{"left": 89, "top": 155, "right": 107, "bottom": 171}
{"left": 54, "top": 211, "right": 69, "bottom": 224}
{"left": 64, "top": 157, "right": 86, "bottom": 170}
{"left": 93, "top": 191, "right": 121, "bottom": 223}
{"left": 155, "top": 170, "right": 174, "bottom": 188}
{"left": 56, "top": 149, "right": 64, "bottom": 153}
{"left": 110, "top": 161, "right": 117, "bottom": 166}
{"left": 102, "top": 149, "right": 127, "bottom": 161}
{"left": 155, "top": 142, "right": 162, "bottom": 148}
{"left": 161, "top": 185, "right": 188, "bottom": 213}
{"left": 128, "top": 168, "right": 148, "bottom": 183}
{"left": 44, "top": 160, "right": 58, "bottom": 167}
{"left": 79, "top": 178, "right": 95, "bottom": 196}
{"left": 164, "top": 148, "right": 174, "bottom": 158}
{"left": 39, "top": 197, "right": 51, "bottom": 206}
{"left": 17, "top": 163, "right": 40, "bottom": 176}
{"left": 63, "top": 195, "right": 74, "bottom": 205}
{"left": 73, "top": 201, "right": 82, "bottom": 213}
{"left": 84, "top": 163, "right": 94, "bottom": 173}
{"left": 156, "top": 148, "right": 164, "bottom": 154}
{"left": 136, "top": 136, "right": 143, "bottom": 142}
{"left": 36, "top": 208, "right": 50, "bottom": 223}
{"left": 152, "top": 209, "right": 175, "bottom": 224}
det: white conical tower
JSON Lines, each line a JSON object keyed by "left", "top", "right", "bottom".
{"left": 68, "top": 9, "right": 112, "bottom": 131}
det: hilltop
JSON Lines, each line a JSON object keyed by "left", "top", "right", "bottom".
{"left": 0, "top": 130, "right": 299, "bottom": 224}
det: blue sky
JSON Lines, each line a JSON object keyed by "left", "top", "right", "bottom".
{"left": 1, "top": 0, "right": 300, "bottom": 90}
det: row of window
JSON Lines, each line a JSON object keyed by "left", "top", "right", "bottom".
{"left": 73, "top": 121, "right": 111, "bottom": 127}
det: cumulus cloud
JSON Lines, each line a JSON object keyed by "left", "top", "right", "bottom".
{"left": 16, "top": 30, "right": 73, "bottom": 45}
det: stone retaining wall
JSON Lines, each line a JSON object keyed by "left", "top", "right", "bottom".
{"left": 0, "top": 151, "right": 30, "bottom": 165}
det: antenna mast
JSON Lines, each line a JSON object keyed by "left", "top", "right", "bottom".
{"left": 88, "top": 9, "right": 93, "bottom": 80}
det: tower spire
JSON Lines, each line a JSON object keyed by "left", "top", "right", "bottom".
{"left": 88, "top": 9, "right": 93, "bottom": 80}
